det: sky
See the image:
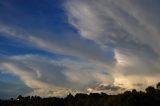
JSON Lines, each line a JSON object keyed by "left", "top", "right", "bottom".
{"left": 0, "top": 0, "right": 160, "bottom": 99}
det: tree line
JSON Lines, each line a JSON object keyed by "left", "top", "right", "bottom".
{"left": 1, "top": 82, "right": 160, "bottom": 106}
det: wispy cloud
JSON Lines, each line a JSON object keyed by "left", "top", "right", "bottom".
{"left": 0, "top": 24, "right": 114, "bottom": 67}
{"left": 66, "top": 0, "right": 160, "bottom": 89}
{"left": 0, "top": 55, "right": 114, "bottom": 97}
{"left": 0, "top": 0, "right": 160, "bottom": 97}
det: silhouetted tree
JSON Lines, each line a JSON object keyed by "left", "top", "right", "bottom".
{"left": 2, "top": 84, "right": 160, "bottom": 106}
{"left": 157, "top": 82, "right": 160, "bottom": 89}
{"left": 145, "top": 86, "right": 156, "bottom": 94}
{"left": 132, "top": 89, "right": 137, "bottom": 94}
{"left": 17, "top": 95, "right": 23, "bottom": 100}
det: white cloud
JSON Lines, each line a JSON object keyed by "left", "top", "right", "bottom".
{"left": 66, "top": 0, "right": 160, "bottom": 54}
{"left": 66, "top": 0, "right": 160, "bottom": 90}
{"left": 65, "top": 0, "right": 104, "bottom": 40}
{"left": 113, "top": 49, "right": 160, "bottom": 89}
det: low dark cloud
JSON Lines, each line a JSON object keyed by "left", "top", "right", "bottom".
{"left": 96, "top": 84, "right": 125, "bottom": 91}
{"left": 0, "top": 80, "right": 32, "bottom": 99}
{"left": 132, "top": 83, "right": 144, "bottom": 87}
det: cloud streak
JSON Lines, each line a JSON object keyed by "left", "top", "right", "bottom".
{"left": 0, "top": 55, "right": 114, "bottom": 97}
{"left": 66, "top": 0, "right": 160, "bottom": 89}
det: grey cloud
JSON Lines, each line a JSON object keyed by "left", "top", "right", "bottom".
{"left": 0, "top": 80, "right": 32, "bottom": 99}
{"left": 0, "top": 24, "right": 114, "bottom": 67}
{"left": 96, "top": 84, "right": 125, "bottom": 91}
{"left": 29, "top": 35, "right": 115, "bottom": 67}
{"left": 87, "top": 83, "right": 125, "bottom": 94}
{"left": 0, "top": 55, "right": 114, "bottom": 97}
{"left": 132, "top": 83, "right": 144, "bottom": 87}
{"left": 66, "top": 0, "right": 160, "bottom": 55}
{"left": 66, "top": 0, "right": 160, "bottom": 89}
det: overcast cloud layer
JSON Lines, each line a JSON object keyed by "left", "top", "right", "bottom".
{"left": 0, "top": 0, "right": 160, "bottom": 98}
